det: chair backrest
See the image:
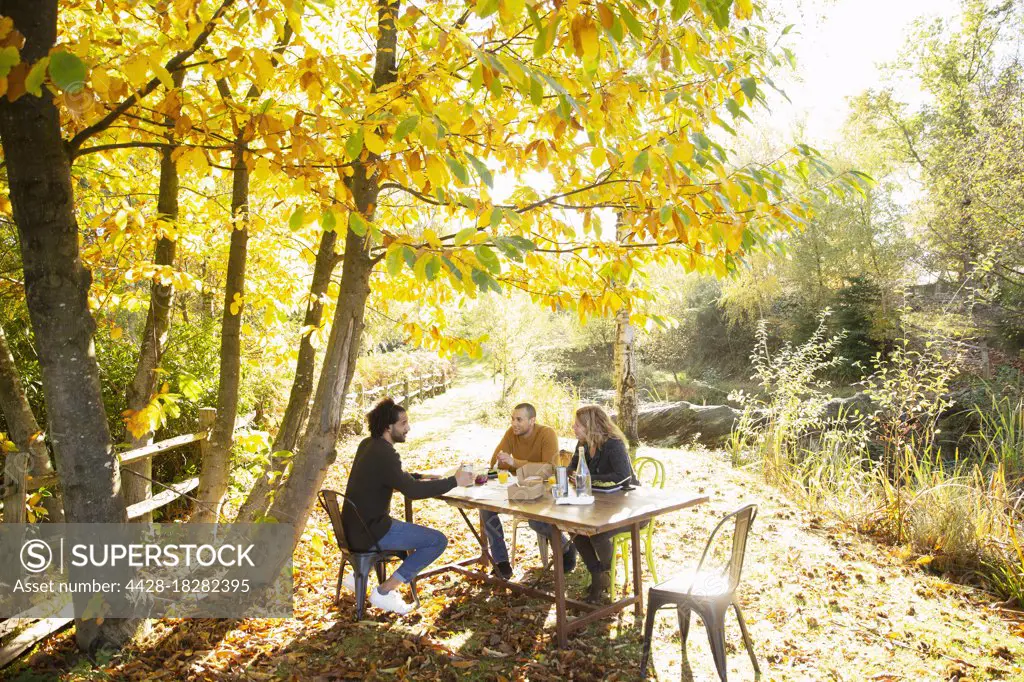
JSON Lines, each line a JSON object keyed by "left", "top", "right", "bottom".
{"left": 691, "top": 504, "right": 758, "bottom": 595}
{"left": 318, "top": 489, "right": 351, "bottom": 552}
{"left": 633, "top": 456, "right": 666, "bottom": 489}
{"left": 318, "top": 489, "right": 385, "bottom": 554}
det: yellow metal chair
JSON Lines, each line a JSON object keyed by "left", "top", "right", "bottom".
{"left": 609, "top": 455, "right": 666, "bottom": 595}
{"left": 510, "top": 516, "right": 552, "bottom": 569}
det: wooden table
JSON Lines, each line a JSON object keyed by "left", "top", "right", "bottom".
{"left": 405, "top": 480, "right": 708, "bottom": 647}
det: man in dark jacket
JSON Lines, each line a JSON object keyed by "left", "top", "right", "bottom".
{"left": 342, "top": 398, "right": 473, "bottom": 615}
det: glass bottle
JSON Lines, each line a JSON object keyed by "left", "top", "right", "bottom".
{"left": 575, "top": 445, "right": 591, "bottom": 497}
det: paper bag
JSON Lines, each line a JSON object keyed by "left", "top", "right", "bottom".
{"left": 507, "top": 481, "right": 545, "bottom": 501}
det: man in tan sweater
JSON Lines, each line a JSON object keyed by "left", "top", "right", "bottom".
{"left": 483, "top": 403, "right": 576, "bottom": 579}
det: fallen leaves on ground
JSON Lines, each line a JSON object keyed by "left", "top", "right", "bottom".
{"left": 7, "top": 377, "right": 1024, "bottom": 681}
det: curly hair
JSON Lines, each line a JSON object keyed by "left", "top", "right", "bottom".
{"left": 367, "top": 398, "right": 406, "bottom": 439}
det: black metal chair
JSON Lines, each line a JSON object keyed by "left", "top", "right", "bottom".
{"left": 318, "top": 489, "right": 418, "bottom": 620}
{"left": 640, "top": 504, "right": 761, "bottom": 681}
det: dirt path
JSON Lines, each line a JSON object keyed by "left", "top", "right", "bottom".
{"left": 9, "top": 372, "right": 1023, "bottom": 681}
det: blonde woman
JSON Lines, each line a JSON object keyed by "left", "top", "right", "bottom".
{"left": 568, "top": 405, "right": 639, "bottom": 604}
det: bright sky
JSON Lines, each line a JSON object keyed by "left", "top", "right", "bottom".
{"left": 757, "top": 0, "right": 963, "bottom": 143}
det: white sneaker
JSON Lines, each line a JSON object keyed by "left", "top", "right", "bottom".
{"left": 369, "top": 587, "right": 414, "bottom": 615}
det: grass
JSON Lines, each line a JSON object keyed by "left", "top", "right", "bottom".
{"left": 728, "top": 317, "right": 1024, "bottom": 610}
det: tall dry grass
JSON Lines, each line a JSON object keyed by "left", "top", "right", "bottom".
{"left": 729, "top": 314, "right": 1024, "bottom": 604}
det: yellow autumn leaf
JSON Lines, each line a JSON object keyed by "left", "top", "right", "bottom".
{"left": 123, "top": 54, "right": 149, "bottom": 88}
{"left": 364, "top": 129, "right": 386, "bottom": 155}
{"left": 253, "top": 157, "right": 273, "bottom": 183}
{"left": 90, "top": 66, "right": 110, "bottom": 94}
{"left": 591, "top": 146, "right": 607, "bottom": 167}
{"left": 251, "top": 52, "right": 274, "bottom": 87}
{"left": 425, "top": 154, "right": 448, "bottom": 187}
{"left": 734, "top": 0, "right": 753, "bottom": 19}
{"left": 579, "top": 20, "right": 600, "bottom": 62}
{"left": 152, "top": 62, "right": 174, "bottom": 89}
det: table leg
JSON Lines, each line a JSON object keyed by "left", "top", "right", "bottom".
{"left": 478, "top": 511, "right": 492, "bottom": 570}
{"left": 631, "top": 523, "right": 643, "bottom": 618}
{"left": 404, "top": 496, "right": 413, "bottom": 523}
{"left": 551, "top": 528, "right": 568, "bottom": 648}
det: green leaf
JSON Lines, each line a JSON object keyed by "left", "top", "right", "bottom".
{"left": 632, "top": 150, "right": 650, "bottom": 173}
{"left": 725, "top": 98, "right": 741, "bottom": 118}
{"left": 740, "top": 77, "right": 757, "bottom": 101}
{"left": 386, "top": 246, "right": 403, "bottom": 276}
{"left": 609, "top": 16, "right": 625, "bottom": 42}
{"left": 619, "top": 4, "right": 644, "bottom": 38}
{"left": 701, "top": 0, "right": 733, "bottom": 28}
{"left": 670, "top": 0, "right": 689, "bottom": 21}
{"left": 179, "top": 371, "right": 203, "bottom": 402}
{"left": 401, "top": 245, "right": 417, "bottom": 269}
{"left": 394, "top": 115, "right": 419, "bottom": 142}
{"left": 489, "top": 207, "right": 504, "bottom": 229}
{"left": 533, "top": 26, "right": 548, "bottom": 58}
{"left": 466, "top": 153, "right": 494, "bottom": 188}
{"left": 25, "top": 58, "right": 49, "bottom": 97}
{"left": 320, "top": 208, "right": 337, "bottom": 232}
{"left": 475, "top": 0, "right": 499, "bottom": 18}
{"left": 526, "top": 5, "right": 543, "bottom": 30}
{"left": 446, "top": 156, "right": 470, "bottom": 184}
{"left": 48, "top": 50, "right": 87, "bottom": 92}
{"left": 348, "top": 211, "right": 368, "bottom": 236}
{"left": 492, "top": 236, "right": 523, "bottom": 262}
{"left": 0, "top": 46, "right": 19, "bottom": 79}
{"left": 425, "top": 255, "right": 441, "bottom": 280}
{"left": 530, "top": 76, "right": 544, "bottom": 106}
{"left": 504, "top": 235, "right": 536, "bottom": 251}
{"left": 454, "top": 227, "right": 477, "bottom": 246}
{"left": 442, "top": 255, "right": 463, "bottom": 279}
{"left": 345, "top": 128, "right": 364, "bottom": 160}
{"left": 474, "top": 244, "right": 501, "bottom": 273}
{"left": 471, "top": 268, "right": 502, "bottom": 293}
{"left": 487, "top": 71, "right": 503, "bottom": 99}
{"left": 289, "top": 206, "right": 305, "bottom": 231}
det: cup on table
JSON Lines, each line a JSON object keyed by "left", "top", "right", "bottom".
{"left": 497, "top": 470, "right": 509, "bottom": 484}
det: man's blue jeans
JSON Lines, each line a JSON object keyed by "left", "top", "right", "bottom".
{"left": 479, "top": 510, "right": 568, "bottom": 564}
{"left": 375, "top": 520, "right": 448, "bottom": 583}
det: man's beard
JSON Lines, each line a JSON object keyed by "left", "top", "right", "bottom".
{"left": 391, "top": 429, "right": 407, "bottom": 443}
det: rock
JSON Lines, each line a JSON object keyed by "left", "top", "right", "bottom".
{"left": 636, "top": 401, "right": 741, "bottom": 447}
{"left": 821, "top": 392, "right": 874, "bottom": 422}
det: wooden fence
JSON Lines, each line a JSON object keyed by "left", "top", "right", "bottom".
{"left": 1, "top": 367, "right": 449, "bottom": 525}
{"left": 1, "top": 407, "right": 222, "bottom": 526}
{"left": 345, "top": 368, "right": 450, "bottom": 416}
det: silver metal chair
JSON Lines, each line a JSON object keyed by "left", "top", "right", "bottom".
{"left": 318, "top": 489, "right": 418, "bottom": 620}
{"left": 640, "top": 504, "right": 761, "bottom": 680}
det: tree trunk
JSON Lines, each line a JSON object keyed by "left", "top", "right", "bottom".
{"left": 235, "top": 228, "right": 338, "bottom": 522}
{"left": 252, "top": 0, "right": 398, "bottom": 548}
{"left": 614, "top": 308, "right": 639, "bottom": 448}
{"left": 0, "top": 324, "right": 63, "bottom": 521}
{"left": 263, "top": 226, "right": 372, "bottom": 543}
{"left": 0, "top": 0, "right": 138, "bottom": 651}
{"left": 123, "top": 70, "right": 184, "bottom": 522}
{"left": 612, "top": 214, "right": 638, "bottom": 449}
{"left": 194, "top": 139, "right": 248, "bottom": 522}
